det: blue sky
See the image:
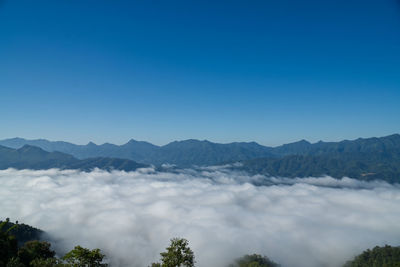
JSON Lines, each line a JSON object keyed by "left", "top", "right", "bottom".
{"left": 1, "top": 0, "right": 399, "bottom": 146}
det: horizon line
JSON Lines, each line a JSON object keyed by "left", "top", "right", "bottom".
{"left": 1, "top": 133, "right": 399, "bottom": 148}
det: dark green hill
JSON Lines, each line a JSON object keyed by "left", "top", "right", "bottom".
{"left": 344, "top": 245, "right": 400, "bottom": 267}
{"left": 0, "top": 219, "right": 43, "bottom": 246}
{"left": 0, "top": 145, "right": 147, "bottom": 171}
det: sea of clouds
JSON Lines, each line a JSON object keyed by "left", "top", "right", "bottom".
{"left": 0, "top": 166, "right": 400, "bottom": 267}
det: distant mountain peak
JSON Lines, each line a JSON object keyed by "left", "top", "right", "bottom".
{"left": 126, "top": 139, "right": 140, "bottom": 145}
{"left": 124, "top": 139, "right": 158, "bottom": 148}
{"left": 284, "top": 139, "right": 311, "bottom": 146}
{"left": 18, "top": 145, "right": 47, "bottom": 154}
{"left": 8, "top": 137, "right": 26, "bottom": 141}
{"left": 386, "top": 133, "right": 400, "bottom": 139}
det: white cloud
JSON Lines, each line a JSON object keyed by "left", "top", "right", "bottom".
{"left": 0, "top": 167, "right": 399, "bottom": 267}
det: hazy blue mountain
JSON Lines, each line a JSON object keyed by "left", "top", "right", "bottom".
{"left": 271, "top": 134, "right": 400, "bottom": 156}
{"left": 0, "top": 137, "right": 79, "bottom": 154}
{"left": 154, "top": 139, "right": 275, "bottom": 166}
{"left": 0, "top": 145, "right": 147, "bottom": 171}
{"left": 1, "top": 134, "right": 399, "bottom": 169}
{"left": 0, "top": 138, "right": 274, "bottom": 166}
{"left": 271, "top": 139, "right": 313, "bottom": 156}
{"left": 239, "top": 148, "right": 400, "bottom": 183}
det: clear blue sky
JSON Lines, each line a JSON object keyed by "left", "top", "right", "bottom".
{"left": 1, "top": 0, "right": 399, "bottom": 146}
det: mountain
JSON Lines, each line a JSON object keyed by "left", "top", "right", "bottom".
{"left": 239, "top": 147, "right": 400, "bottom": 183}
{"left": 271, "top": 134, "right": 400, "bottom": 156}
{"left": 1, "top": 134, "right": 399, "bottom": 176}
{"left": 234, "top": 134, "right": 400, "bottom": 183}
{"left": 0, "top": 138, "right": 275, "bottom": 167}
{"left": 154, "top": 139, "right": 275, "bottom": 166}
{"left": 0, "top": 145, "right": 147, "bottom": 171}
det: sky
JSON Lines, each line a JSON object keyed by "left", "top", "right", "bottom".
{"left": 0, "top": 0, "right": 399, "bottom": 146}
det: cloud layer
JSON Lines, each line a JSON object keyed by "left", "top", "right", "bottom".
{"left": 0, "top": 167, "right": 400, "bottom": 267}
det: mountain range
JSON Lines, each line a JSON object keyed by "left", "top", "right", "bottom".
{"left": 0, "top": 137, "right": 275, "bottom": 166}
{"left": 0, "top": 134, "right": 399, "bottom": 182}
{"left": 0, "top": 145, "right": 146, "bottom": 171}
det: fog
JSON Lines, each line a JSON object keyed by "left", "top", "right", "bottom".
{"left": 0, "top": 167, "right": 399, "bottom": 267}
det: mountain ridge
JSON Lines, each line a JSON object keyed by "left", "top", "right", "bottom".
{"left": 0, "top": 134, "right": 400, "bottom": 182}
{"left": 0, "top": 145, "right": 147, "bottom": 171}
{"left": 0, "top": 137, "right": 276, "bottom": 166}
{"left": 0, "top": 134, "right": 399, "bottom": 168}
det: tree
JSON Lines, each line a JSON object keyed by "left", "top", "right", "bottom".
{"left": 30, "top": 258, "right": 69, "bottom": 267}
{"left": 6, "top": 257, "right": 25, "bottom": 267}
{"left": 0, "top": 218, "right": 110, "bottom": 267}
{"left": 230, "top": 254, "right": 280, "bottom": 267}
{"left": 0, "top": 218, "right": 19, "bottom": 266}
{"left": 343, "top": 245, "right": 400, "bottom": 267}
{"left": 63, "top": 245, "right": 108, "bottom": 267}
{"left": 152, "top": 238, "right": 195, "bottom": 267}
{"left": 17, "top": 240, "right": 55, "bottom": 266}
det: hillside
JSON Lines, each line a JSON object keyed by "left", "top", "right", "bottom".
{"left": 0, "top": 145, "right": 147, "bottom": 171}
{"left": 0, "top": 219, "right": 43, "bottom": 246}
{"left": 239, "top": 149, "right": 400, "bottom": 183}
{"left": 271, "top": 134, "right": 400, "bottom": 156}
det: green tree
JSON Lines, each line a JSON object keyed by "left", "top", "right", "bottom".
{"left": 0, "top": 219, "right": 19, "bottom": 266}
{"left": 230, "top": 254, "right": 280, "bottom": 267}
{"left": 30, "top": 257, "right": 69, "bottom": 267}
{"left": 17, "top": 240, "right": 55, "bottom": 266}
{"left": 152, "top": 238, "right": 195, "bottom": 267}
{"left": 343, "top": 245, "right": 400, "bottom": 267}
{"left": 63, "top": 246, "right": 107, "bottom": 267}
{"left": 6, "top": 257, "right": 25, "bottom": 267}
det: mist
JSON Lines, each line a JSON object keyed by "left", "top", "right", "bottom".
{"left": 0, "top": 167, "right": 399, "bottom": 267}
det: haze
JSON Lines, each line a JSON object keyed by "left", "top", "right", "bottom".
{"left": 1, "top": 167, "right": 399, "bottom": 267}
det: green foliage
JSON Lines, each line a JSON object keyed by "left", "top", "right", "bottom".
{"left": 6, "top": 257, "right": 25, "bottom": 267}
{"left": 343, "top": 245, "right": 400, "bottom": 267}
{"left": 30, "top": 258, "right": 69, "bottom": 267}
{"left": 152, "top": 238, "right": 195, "bottom": 267}
{"left": 63, "top": 246, "right": 108, "bottom": 267}
{"left": 229, "top": 254, "right": 279, "bottom": 267}
{"left": 0, "top": 218, "right": 18, "bottom": 267}
{"left": 0, "top": 218, "right": 108, "bottom": 267}
{"left": 0, "top": 220, "right": 43, "bottom": 247}
{"left": 17, "top": 240, "right": 55, "bottom": 266}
